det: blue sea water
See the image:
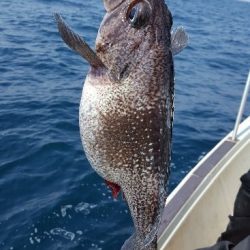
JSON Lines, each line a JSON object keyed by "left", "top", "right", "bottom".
{"left": 0, "top": 0, "right": 250, "bottom": 249}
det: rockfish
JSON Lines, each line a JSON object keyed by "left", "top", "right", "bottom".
{"left": 55, "top": 0, "right": 187, "bottom": 249}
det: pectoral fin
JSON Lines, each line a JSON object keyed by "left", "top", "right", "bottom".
{"left": 171, "top": 26, "right": 188, "bottom": 56}
{"left": 54, "top": 13, "right": 105, "bottom": 68}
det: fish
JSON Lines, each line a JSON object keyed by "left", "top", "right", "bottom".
{"left": 54, "top": 1, "right": 188, "bottom": 249}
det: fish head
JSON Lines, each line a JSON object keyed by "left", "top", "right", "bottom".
{"left": 96, "top": 0, "right": 173, "bottom": 81}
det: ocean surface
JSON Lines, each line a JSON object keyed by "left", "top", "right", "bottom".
{"left": 0, "top": 0, "right": 250, "bottom": 249}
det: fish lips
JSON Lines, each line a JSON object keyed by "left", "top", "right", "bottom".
{"left": 103, "top": 0, "right": 126, "bottom": 12}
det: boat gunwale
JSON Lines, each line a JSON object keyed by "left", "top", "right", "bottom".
{"left": 158, "top": 116, "right": 250, "bottom": 245}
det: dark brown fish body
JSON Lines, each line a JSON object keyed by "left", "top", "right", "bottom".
{"left": 80, "top": 1, "right": 173, "bottom": 248}
{"left": 55, "top": 0, "right": 187, "bottom": 249}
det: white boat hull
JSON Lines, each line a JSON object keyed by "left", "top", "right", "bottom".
{"left": 158, "top": 117, "right": 250, "bottom": 250}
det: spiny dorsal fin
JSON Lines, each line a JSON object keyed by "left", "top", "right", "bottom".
{"left": 171, "top": 26, "right": 188, "bottom": 56}
{"left": 54, "top": 13, "right": 106, "bottom": 68}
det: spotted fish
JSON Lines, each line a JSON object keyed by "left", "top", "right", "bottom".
{"left": 55, "top": 0, "right": 187, "bottom": 249}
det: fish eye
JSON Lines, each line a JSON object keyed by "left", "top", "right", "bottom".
{"left": 128, "top": 6, "right": 138, "bottom": 23}
{"left": 127, "top": 1, "right": 151, "bottom": 29}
